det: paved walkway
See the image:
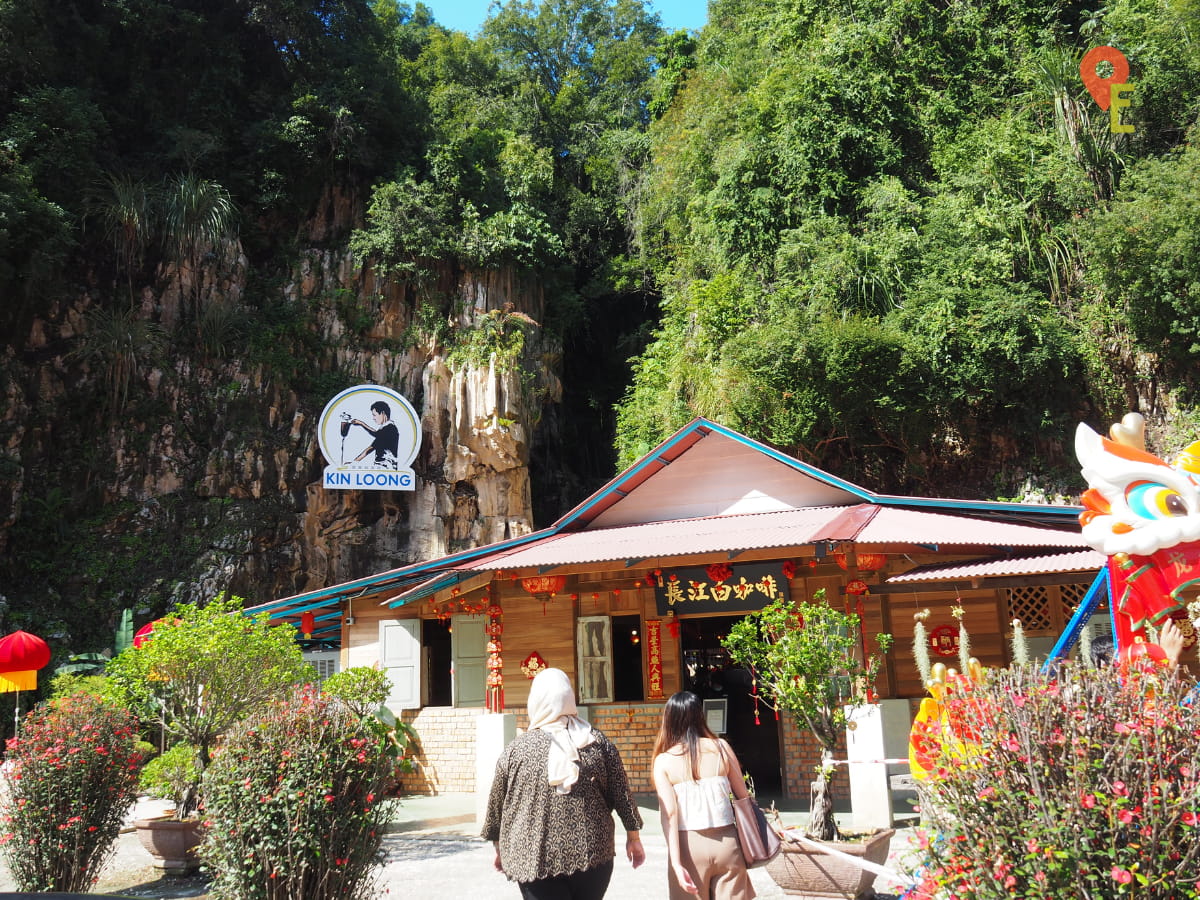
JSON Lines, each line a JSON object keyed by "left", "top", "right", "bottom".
{"left": 0, "top": 795, "right": 919, "bottom": 899}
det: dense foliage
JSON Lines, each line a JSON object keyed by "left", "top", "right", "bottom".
{"left": 201, "top": 686, "right": 395, "bottom": 900}
{"left": 615, "top": 0, "right": 1200, "bottom": 492}
{"left": 105, "top": 595, "right": 313, "bottom": 818}
{"left": 906, "top": 663, "right": 1200, "bottom": 899}
{"left": 0, "top": 693, "right": 142, "bottom": 893}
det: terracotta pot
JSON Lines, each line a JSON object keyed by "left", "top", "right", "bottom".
{"left": 133, "top": 816, "right": 205, "bottom": 875}
{"left": 765, "top": 828, "right": 895, "bottom": 899}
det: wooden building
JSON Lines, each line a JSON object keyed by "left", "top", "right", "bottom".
{"left": 249, "top": 418, "right": 1099, "bottom": 799}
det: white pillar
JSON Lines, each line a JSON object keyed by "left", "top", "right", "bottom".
{"left": 476, "top": 713, "right": 517, "bottom": 829}
{"left": 844, "top": 700, "right": 911, "bottom": 831}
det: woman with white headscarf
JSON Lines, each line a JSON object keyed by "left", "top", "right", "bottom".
{"left": 483, "top": 668, "right": 645, "bottom": 899}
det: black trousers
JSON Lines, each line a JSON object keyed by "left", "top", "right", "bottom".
{"left": 518, "top": 859, "right": 615, "bottom": 900}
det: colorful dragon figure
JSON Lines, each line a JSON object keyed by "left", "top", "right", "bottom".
{"left": 1076, "top": 412, "right": 1200, "bottom": 646}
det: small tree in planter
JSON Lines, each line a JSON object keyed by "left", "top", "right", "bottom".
{"left": 723, "top": 589, "right": 892, "bottom": 841}
{"left": 0, "top": 692, "right": 143, "bottom": 892}
{"left": 105, "top": 594, "right": 312, "bottom": 820}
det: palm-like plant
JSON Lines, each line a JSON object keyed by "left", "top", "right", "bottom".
{"left": 69, "top": 305, "right": 166, "bottom": 413}
{"left": 87, "top": 173, "right": 157, "bottom": 305}
{"left": 160, "top": 173, "right": 236, "bottom": 325}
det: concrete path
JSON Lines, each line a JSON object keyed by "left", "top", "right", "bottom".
{"left": 0, "top": 795, "right": 918, "bottom": 899}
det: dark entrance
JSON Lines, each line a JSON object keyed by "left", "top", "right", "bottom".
{"left": 422, "top": 619, "right": 452, "bottom": 706}
{"left": 680, "top": 615, "right": 781, "bottom": 795}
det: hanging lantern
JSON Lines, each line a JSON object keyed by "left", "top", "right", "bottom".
{"left": 705, "top": 563, "right": 733, "bottom": 584}
{"left": 0, "top": 631, "right": 51, "bottom": 693}
{"left": 300, "top": 611, "right": 316, "bottom": 638}
{"left": 133, "top": 619, "right": 164, "bottom": 649}
{"left": 486, "top": 603, "right": 505, "bottom": 712}
{"left": 520, "top": 575, "right": 566, "bottom": 601}
{"left": 834, "top": 550, "right": 887, "bottom": 572}
{"left": 782, "top": 560, "right": 797, "bottom": 580}
{"left": 856, "top": 552, "right": 888, "bottom": 572}
{"left": 845, "top": 579, "right": 870, "bottom": 596}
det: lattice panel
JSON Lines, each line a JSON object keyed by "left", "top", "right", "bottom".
{"left": 1006, "top": 585, "right": 1053, "bottom": 632}
{"left": 1059, "top": 582, "right": 1090, "bottom": 620}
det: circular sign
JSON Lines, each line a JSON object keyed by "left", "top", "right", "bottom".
{"left": 317, "top": 385, "right": 421, "bottom": 491}
{"left": 929, "top": 624, "right": 960, "bottom": 657}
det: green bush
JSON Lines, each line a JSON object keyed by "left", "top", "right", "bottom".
{"left": 139, "top": 742, "right": 198, "bottom": 814}
{"left": 201, "top": 686, "right": 395, "bottom": 899}
{"left": 0, "top": 693, "right": 142, "bottom": 892}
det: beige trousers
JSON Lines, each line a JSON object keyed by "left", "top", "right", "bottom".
{"left": 669, "top": 824, "right": 757, "bottom": 900}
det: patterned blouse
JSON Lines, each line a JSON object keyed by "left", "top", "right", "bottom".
{"left": 482, "top": 727, "right": 644, "bottom": 883}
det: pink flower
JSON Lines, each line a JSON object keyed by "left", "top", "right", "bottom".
{"left": 1082, "top": 794, "right": 1096, "bottom": 809}
{"left": 1111, "top": 866, "right": 1133, "bottom": 884}
{"left": 1118, "top": 809, "right": 1134, "bottom": 824}
{"left": 1113, "top": 780, "right": 1128, "bottom": 797}
{"left": 1181, "top": 811, "right": 1198, "bottom": 826}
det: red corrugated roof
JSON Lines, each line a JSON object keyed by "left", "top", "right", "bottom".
{"left": 460, "top": 505, "right": 1088, "bottom": 571}
{"left": 886, "top": 549, "right": 1106, "bottom": 583}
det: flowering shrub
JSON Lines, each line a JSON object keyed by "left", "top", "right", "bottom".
{"left": 0, "top": 693, "right": 142, "bottom": 892}
{"left": 905, "top": 663, "right": 1200, "bottom": 899}
{"left": 201, "top": 686, "right": 395, "bottom": 899}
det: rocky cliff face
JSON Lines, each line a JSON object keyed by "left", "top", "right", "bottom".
{"left": 0, "top": 236, "right": 559, "bottom": 644}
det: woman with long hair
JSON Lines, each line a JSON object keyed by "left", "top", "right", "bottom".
{"left": 484, "top": 668, "right": 645, "bottom": 898}
{"left": 652, "top": 691, "right": 756, "bottom": 899}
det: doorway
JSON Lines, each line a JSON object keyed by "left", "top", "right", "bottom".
{"left": 680, "top": 615, "right": 781, "bottom": 795}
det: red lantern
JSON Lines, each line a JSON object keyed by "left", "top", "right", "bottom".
{"left": 520, "top": 575, "right": 566, "bottom": 600}
{"left": 0, "top": 631, "right": 51, "bottom": 693}
{"left": 300, "top": 611, "right": 316, "bottom": 638}
{"left": 133, "top": 619, "right": 162, "bottom": 649}
{"left": 845, "top": 580, "right": 870, "bottom": 596}
{"left": 834, "top": 551, "right": 887, "bottom": 572}
{"left": 856, "top": 552, "right": 887, "bottom": 572}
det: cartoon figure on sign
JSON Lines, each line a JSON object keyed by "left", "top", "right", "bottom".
{"left": 347, "top": 400, "right": 400, "bottom": 469}
{"left": 1080, "top": 46, "right": 1135, "bottom": 133}
{"left": 1075, "top": 412, "right": 1200, "bottom": 650}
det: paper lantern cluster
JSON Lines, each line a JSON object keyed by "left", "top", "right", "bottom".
{"left": 485, "top": 604, "right": 504, "bottom": 712}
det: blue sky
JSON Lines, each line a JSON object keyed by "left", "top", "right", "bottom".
{"left": 419, "top": 1, "right": 708, "bottom": 36}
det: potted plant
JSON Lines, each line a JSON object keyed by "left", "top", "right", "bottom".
{"left": 106, "top": 594, "right": 312, "bottom": 872}
{"left": 723, "top": 588, "right": 894, "bottom": 898}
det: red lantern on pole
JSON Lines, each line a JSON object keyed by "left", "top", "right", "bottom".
{"left": 0, "top": 630, "right": 51, "bottom": 692}
{"left": 133, "top": 619, "right": 161, "bottom": 649}
{"left": 300, "top": 611, "right": 316, "bottom": 638}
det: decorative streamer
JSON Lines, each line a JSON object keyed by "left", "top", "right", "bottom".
{"left": 913, "top": 609, "right": 932, "bottom": 686}
{"left": 1011, "top": 618, "right": 1030, "bottom": 667}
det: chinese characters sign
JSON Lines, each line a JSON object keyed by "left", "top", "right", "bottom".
{"left": 646, "top": 619, "right": 664, "bottom": 699}
{"left": 653, "top": 563, "right": 789, "bottom": 616}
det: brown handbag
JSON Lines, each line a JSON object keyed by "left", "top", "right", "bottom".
{"left": 731, "top": 795, "right": 782, "bottom": 867}
{"left": 720, "top": 741, "right": 782, "bottom": 868}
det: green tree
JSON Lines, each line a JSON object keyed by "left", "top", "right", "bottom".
{"left": 723, "top": 591, "right": 891, "bottom": 841}
{"left": 105, "top": 595, "right": 312, "bottom": 819}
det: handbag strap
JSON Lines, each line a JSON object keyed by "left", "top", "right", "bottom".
{"left": 716, "top": 738, "right": 751, "bottom": 800}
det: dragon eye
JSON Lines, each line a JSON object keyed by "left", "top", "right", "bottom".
{"left": 1125, "top": 481, "right": 1188, "bottom": 519}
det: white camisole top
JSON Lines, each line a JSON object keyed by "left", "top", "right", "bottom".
{"left": 672, "top": 774, "right": 735, "bottom": 830}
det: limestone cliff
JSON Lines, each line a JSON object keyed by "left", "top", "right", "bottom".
{"left": 0, "top": 237, "right": 561, "bottom": 646}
